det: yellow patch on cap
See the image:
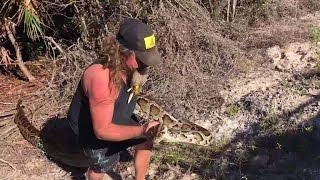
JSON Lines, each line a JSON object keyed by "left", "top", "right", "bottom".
{"left": 144, "top": 34, "right": 156, "bottom": 49}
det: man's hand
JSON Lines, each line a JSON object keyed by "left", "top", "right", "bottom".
{"left": 136, "top": 121, "right": 160, "bottom": 150}
{"left": 143, "top": 120, "right": 160, "bottom": 138}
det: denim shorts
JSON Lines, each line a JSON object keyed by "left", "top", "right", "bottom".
{"left": 81, "top": 115, "right": 148, "bottom": 173}
{"left": 83, "top": 147, "right": 120, "bottom": 173}
{"left": 82, "top": 136, "right": 147, "bottom": 173}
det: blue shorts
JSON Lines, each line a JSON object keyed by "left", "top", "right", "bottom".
{"left": 83, "top": 147, "right": 120, "bottom": 173}
{"left": 82, "top": 137, "right": 146, "bottom": 173}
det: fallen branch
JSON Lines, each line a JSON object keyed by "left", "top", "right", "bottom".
{"left": 0, "top": 47, "right": 12, "bottom": 67}
{"left": 0, "top": 125, "right": 17, "bottom": 138}
{"left": 43, "top": 36, "right": 65, "bottom": 54}
{"left": 4, "top": 19, "right": 35, "bottom": 82}
{"left": 0, "top": 113, "right": 14, "bottom": 119}
{"left": 232, "top": 0, "right": 237, "bottom": 20}
{"left": 0, "top": 62, "right": 43, "bottom": 66}
{"left": 80, "top": 17, "right": 89, "bottom": 42}
{"left": 0, "top": 158, "right": 16, "bottom": 170}
{"left": 1, "top": 127, "right": 18, "bottom": 140}
{"left": 0, "top": 119, "right": 11, "bottom": 126}
{"left": 227, "top": 0, "right": 230, "bottom": 22}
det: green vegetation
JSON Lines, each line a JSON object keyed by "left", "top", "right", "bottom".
{"left": 257, "top": 0, "right": 267, "bottom": 7}
{"left": 315, "top": 53, "right": 320, "bottom": 76}
{"left": 152, "top": 141, "right": 229, "bottom": 176}
{"left": 164, "top": 151, "right": 191, "bottom": 165}
{"left": 310, "top": 26, "right": 320, "bottom": 43}
{"left": 1, "top": 0, "right": 44, "bottom": 40}
{"left": 259, "top": 113, "right": 278, "bottom": 133}
{"left": 226, "top": 104, "right": 241, "bottom": 117}
{"left": 24, "top": 9, "right": 43, "bottom": 40}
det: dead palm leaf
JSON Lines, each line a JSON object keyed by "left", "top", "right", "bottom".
{"left": 0, "top": 47, "right": 12, "bottom": 67}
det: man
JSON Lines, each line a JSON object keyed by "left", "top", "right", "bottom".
{"left": 67, "top": 18, "right": 161, "bottom": 180}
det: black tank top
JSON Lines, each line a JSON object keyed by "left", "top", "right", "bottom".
{"left": 67, "top": 78, "right": 139, "bottom": 149}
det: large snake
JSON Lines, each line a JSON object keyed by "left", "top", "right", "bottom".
{"left": 14, "top": 97, "right": 213, "bottom": 167}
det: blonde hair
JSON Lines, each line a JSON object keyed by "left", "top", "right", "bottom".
{"left": 98, "top": 35, "right": 134, "bottom": 92}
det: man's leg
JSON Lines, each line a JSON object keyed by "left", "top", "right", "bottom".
{"left": 87, "top": 168, "right": 105, "bottom": 180}
{"left": 134, "top": 137, "right": 154, "bottom": 180}
{"left": 83, "top": 147, "right": 120, "bottom": 180}
{"left": 134, "top": 149, "right": 152, "bottom": 180}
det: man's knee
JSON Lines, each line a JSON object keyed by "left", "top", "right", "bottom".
{"left": 134, "top": 139, "right": 154, "bottom": 150}
{"left": 87, "top": 168, "right": 105, "bottom": 180}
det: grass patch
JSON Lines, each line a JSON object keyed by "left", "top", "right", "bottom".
{"left": 313, "top": 51, "right": 320, "bottom": 76}
{"left": 226, "top": 104, "right": 241, "bottom": 117}
{"left": 309, "top": 26, "right": 320, "bottom": 43}
{"left": 153, "top": 143, "right": 216, "bottom": 165}
{"left": 258, "top": 113, "right": 279, "bottom": 134}
{"left": 152, "top": 141, "right": 231, "bottom": 177}
{"left": 257, "top": 0, "right": 267, "bottom": 7}
{"left": 163, "top": 151, "right": 192, "bottom": 165}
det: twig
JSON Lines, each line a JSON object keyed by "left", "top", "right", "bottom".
{"left": 43, "top": 36, "right": 65, "bottom": 54}
{"left": 80, "top": 17, "right": 89, "bottom": 42}
{"left": 0, "top": 125, "right": 17, "bottom": 137}
{"left": 232, "top": 0, "right": 237, "bottom": 21}
{"left": 166, "top": 163, "right": 182, "bottom": 175}
{"left": 0, "top": 119, "right": 11, "bottom": 126}
{"left": 0, "top": 113, "right": 14, "bottom": 119}
{"left": 227, "top": 0, "right": 230, "bottom": 22}
{"left": 0, "top": 102, "right": 13, "bottom": 105}
{"left": 208, "top": 0, "right": 213, "bottom": 15}
{"left": 0, "top": 158, "right": 16, "bottom": 170}
{"left": 4, "top": 19, "right": 35, "bottom": 82}
{"left": 0, "top": 62, "right": 43, "bottom": 66}
{"left": 0, "top": 47, "right": 12, "bottom": 67}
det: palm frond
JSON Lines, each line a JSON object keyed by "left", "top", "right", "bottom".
{"left": 23, "top": 7, "right": 43, "bottom": 40}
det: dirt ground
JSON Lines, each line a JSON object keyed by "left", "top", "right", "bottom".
{"left": 1, "top": 4, "right": 320, "bottom": 180}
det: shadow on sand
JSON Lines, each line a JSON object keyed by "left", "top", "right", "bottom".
{"left": 39, "top": 117, "right": 141, "bottom": 180}
{"left": 192, "top": 87, "right": 320, "bottom": 179}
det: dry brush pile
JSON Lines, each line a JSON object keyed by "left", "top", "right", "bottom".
{"left": 1, "top": 0, "right": 248, "bottom": 125}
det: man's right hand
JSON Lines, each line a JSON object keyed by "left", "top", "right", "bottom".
{"left": 142, "top": 120, "right": 160, "bottom": 138}
{"left": 136, "top": 121, "right": 160, "bottom": 150}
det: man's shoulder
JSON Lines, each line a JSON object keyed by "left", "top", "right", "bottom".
{"left": 84, "top": 64, "right": 110, "bottom": 79}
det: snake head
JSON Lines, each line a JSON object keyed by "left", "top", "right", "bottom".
{"left": 132, "top": 84, "right": 141, "bottom": 96}
{"left": 127, "top": 84, "right": 141, "bottom": 103}
{"left": 130, "top": 70, "right": 148, "bottom": 96}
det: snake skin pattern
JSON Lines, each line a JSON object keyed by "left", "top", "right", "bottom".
{"left": 134, "top": 96, "right": 213, "bottom": 146}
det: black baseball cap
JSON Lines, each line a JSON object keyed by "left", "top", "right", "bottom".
{"left": 117, "top": 18, "right": 161, "bottom": 66}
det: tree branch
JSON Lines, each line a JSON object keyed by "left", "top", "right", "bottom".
{"left": 4, "top": 19, "right": 35, "bottom": 82}
{"left": 0, "top": 158, "right": 16, "bottom": 170}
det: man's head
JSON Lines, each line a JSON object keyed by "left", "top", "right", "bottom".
{"left": 117, "top": 18, "right": 161, "bottom": 67}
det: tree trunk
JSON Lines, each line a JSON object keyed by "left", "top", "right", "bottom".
{"left": 4, "top": 19, "right": 35, "bottom": 82}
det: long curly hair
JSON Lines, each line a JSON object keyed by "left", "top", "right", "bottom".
{"left": 97, "top": 35, "right": 134, "bottom": 92}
